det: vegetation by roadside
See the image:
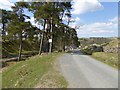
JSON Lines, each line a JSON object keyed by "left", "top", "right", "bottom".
{"left": 2, "top": 40, "right": 39, "bottom": 58}
{"left": 91, "top": 52, "right": 118, "bottom": 69}
{"left": 79, "top": 37, "right": 112, "bottom": 48}
{"left": 35, "top": 56, "right": 68, "bottom": 88}
{"left": 80, "top": 37, "right": 119, "bottom": 69}
{"left": 80, "top": 48, "right": 93, "bottom": 55}
{"left": 2, "top": 53, "right": 67, "bottom": 88}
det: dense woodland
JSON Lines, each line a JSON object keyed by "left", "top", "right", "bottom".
{"left": 1, "top": 2, "right": 79, "bottom": 60}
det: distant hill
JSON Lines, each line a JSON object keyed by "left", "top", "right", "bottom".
{"left": 79, "top": 37, "right": 112, "bottom": 48}
{"left": 79, "top": 37, "right": 119, "bottom": 53}
{"left": 106, "top": 38, "right": 118, "bottom": 47}
{"left": 103, "top": 38, "right": 119, "bottom": 53}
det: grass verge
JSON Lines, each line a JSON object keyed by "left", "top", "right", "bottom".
{"left": 91, "top": 52, "right": 119, "bottom": 69}
{"left": 2, "top": 53, "right": 67, "bottom": 88}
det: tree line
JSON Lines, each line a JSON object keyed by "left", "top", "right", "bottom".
{"left": 1, "top": 1, "right": 79, "bottom": 61}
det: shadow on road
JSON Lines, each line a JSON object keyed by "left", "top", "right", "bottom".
{"left": 70, "top": 49, "right": 84, "bottom": 55}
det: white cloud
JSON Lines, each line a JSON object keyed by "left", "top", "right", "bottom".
{"left": 79, "top": 22, "right": 116, "bottom": 33}
{"left": 109, "top": 16, "right": 118, "bottom": 23}
{"left": 75, "top": 17, "right": 80, "bottom": 22}
{"left": 108, "top": 16, "right": 118, "bottom": 29}
{"left": 72, "top": 0, "right": 103, "bottom": 15}
{"left": 26, "top": 17, "right": 39, "bottom": 27}
{"left": 69, "top": 17, "right": 81, "bottom": 28}
{"left": 25, "top": 17, "right": 43, "bottom": 29}
{"left": 69, "top": 22, "right": 77, "bottom": 28}
{"left": 0, "top": 0, "right": 14, "bottom": 10}
{"left": 63, "top": 16, "right": 80, "bottom": 26}
{"left": 76, "top": 17, "right": 118, "bottom": 37}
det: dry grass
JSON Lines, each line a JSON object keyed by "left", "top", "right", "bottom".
{"left": 92, "top": 52, "right": 118, "bottom": 69}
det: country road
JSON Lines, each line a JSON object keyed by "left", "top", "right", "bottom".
{"left": 58, "top": 49, "right": 118, "bottom": 88}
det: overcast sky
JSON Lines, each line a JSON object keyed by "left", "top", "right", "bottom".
{"left": 0, "top": 0, "right": 118, "bottom": 38}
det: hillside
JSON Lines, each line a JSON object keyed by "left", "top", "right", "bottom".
{"left": 103, "top": 38, "right": 119, "bottom": 53}
{"left": 79, "top": 37, "right": 119, "bottom": 69}
{"left": 79, "top": 37, "right": 112, "bottom": 48}
{"left": 2, "top": 40, "right": 39, "bottom": 58}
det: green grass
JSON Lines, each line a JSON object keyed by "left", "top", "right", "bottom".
{"left": 107, "top": 38, "right": 118, "bottom": 47}
{"left": 2, "top": 53, "right": 67, "bottom": 88}
{"left": 0, "top": 72, "right": 2, "bottom": 90}
{"left": 80, "top": 47, "right": 93, "bottom": 55}
{"left": 92, "top": 52, "right": 119, "bottom": 69}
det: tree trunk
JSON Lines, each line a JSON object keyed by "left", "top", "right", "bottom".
{"left": 38, "top": 32, "right": 43, "bottom": 55}
{"left": 2, "top": 21, "right": 5, "bottom": 41}
{"left": 49, "top": 17, "right": 53, "bottom": 53}
{"left": 62, "top": 43, "right": 65, "bottom": 52}
{"left": 18, "top": 32, "right": 22, "bottom": 61}
{"left": 49, "top": 39, "right": 52, "bottom": 53}
{"left": 38, "top": 19, "right": 46, "bottom": 55}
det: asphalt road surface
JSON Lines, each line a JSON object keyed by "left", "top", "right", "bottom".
{"left": 58, "top": 49, "right": 118, "bottom": 88}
